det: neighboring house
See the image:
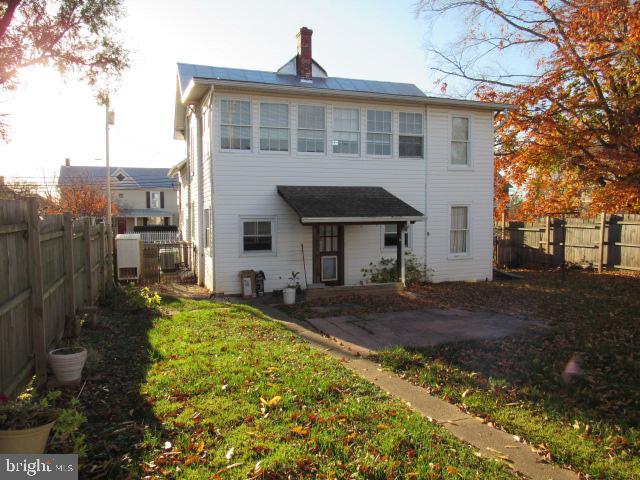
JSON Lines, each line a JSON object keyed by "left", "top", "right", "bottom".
{"left": 172, "top": 27, "right": 511, "bottom": 294}
{"left": 58, "top": 161, "right": 178, "bottom": 233}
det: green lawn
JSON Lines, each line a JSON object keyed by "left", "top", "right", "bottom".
{"left": 79, "top": 296, "right": 514, "bottom": 479}
{"left": 367, "top": 270, "right": 640, "bottom": 479}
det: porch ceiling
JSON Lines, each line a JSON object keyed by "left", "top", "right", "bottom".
{"left": 277, "top": 185, "right": 424, "bottom": 224}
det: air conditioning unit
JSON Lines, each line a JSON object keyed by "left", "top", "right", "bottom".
{"left": 159, "top": 247, "right": 179, "bottom": 272}
{"left": 116, "top": 233, "right": 143, "bottom": 281}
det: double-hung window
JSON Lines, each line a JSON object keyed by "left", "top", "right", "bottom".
{"left": 242, "top": 218, "right": 274, "bottom": 253}
{"left": 150, "top": 192, "right": 161, "bottom": 208}
{"left": 451, "top": 116, "right": 470, "bottom": 165}
{"left": 332, "top": 108, "right": 360, "bottom": 154}
{"left": 220, "top": 99, "right": 251, "bottom": 150}
{"left": 204, "top": 208, "right": 211, "bottom": 249}
{"left": 366, "top": 109, "right": 392, "bottom": 155}
{"left": 450, "top": 206, "right": 469, "bottom": 255}
{"left": 297, "top": 105, "right": 325, "bottom": 153}
{"left": 383, "top": 224, "right": 410, "bottom": 249}
{"left": 399, "top": 112, "right": 423, "bottom": 157}
{"left": 260, "top": 103, "right": 289, "bottom": 152}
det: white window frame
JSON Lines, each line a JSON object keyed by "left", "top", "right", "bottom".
{"left": 239, "top": 216, "right": 277, "bottom": 256}
{"left": 204, "top": 207, "right": 212, "bottom": 251}
{"left": 220, "top": 98, "right": 252, "bottom": 152}
{"left": 399, "top": 112, "right": 424, "bottom": 158}
{"left": 381, "top": 224, "right": 412, "bottom": 251}
{"left": 297, "top": 103, "right": 326, "bottom": 155}
{"left": 331, "top": 107, "right": 360, "bottom": 156}
{"left": 449, "top": 114, "right": 472, "bottom": 169}
{"left": 320, "top": 255, "right": 338, "bottom": 282}
{"left": 448, "top": 204, "right": 471, "bottom": 258}
{"left": 366, "top": 109, "right": 392, "bottom": 157}
{"left": 150, "top": 192, "right": 161, "bottom": 209}
{"left": 259, "top": 102, "right": 290, "bottom": 153}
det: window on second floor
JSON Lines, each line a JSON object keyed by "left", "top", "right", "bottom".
{"left": 298, "top": 105, "right": 325, "bottom": 153}
{"left": 366, "top": 109, "right": 392, "bottom": 156}
{"left": 150, "top": 192, "right": 161, "bottom": 208}
{"left": 260, "top": 103, "right": 289, "bottom": 152}
{"left": 220, "top": 99, "right": 251, "bottom": 150}
{"left": 451, "top": 116, "right": 470, "bottom": 166}
{"left": 399, "top": 112, "right": 423, "bottom": 158}
{"left": 332, "top": 107, "right": 360, "bottom": 155}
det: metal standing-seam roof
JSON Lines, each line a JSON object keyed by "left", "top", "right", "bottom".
{"left": 58, "top": 166, "right": 177, "bottom": 190}
{"left": 177, "top": 63, "right": 426, "bottom": 99}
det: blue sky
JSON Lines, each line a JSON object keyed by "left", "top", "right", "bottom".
{"left": 0, "top": 0, "right": 522, "bottom": 184}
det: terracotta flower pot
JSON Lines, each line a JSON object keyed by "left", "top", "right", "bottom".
{"left": 48, "top": 347, "right": 87, "bottom": 384}
{"left": 0, "top": 420, "right": 55, "bottom": 453}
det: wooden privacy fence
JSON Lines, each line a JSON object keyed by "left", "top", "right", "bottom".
{"left": 0, "top": 198, "right": 112, "bottom": 397}
{"left": 495, "top": 213, "right": 640, "bottom": 272}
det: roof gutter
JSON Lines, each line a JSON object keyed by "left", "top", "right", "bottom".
{"left": 183, "top": 77, "right": 514, "bottom": 111}
{"left": 168, "top": 158, "right": 187, "bottom": 177}
{"left": 300, "top": 215, "right": 426, "bottom": 224}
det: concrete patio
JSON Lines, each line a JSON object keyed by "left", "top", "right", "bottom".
{"left": 306, "top": 308, "right": 538, "bottom": 355}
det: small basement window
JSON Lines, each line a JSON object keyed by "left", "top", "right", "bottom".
{"left": 242, "top": 218, "right": 275, "bottom": 253}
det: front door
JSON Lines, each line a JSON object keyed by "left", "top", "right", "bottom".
{"left": 313, "top": 224, "right": 344, "bottom": 286}
{"left": 117, "top": 218, "right": 127, "bottom": 234}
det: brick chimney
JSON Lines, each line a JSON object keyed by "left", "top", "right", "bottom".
{"left": 296, "top": 27, "right": 313, "bottom": 82}
{"left": 64, "top": 158, "right": 70, "bottom": 167}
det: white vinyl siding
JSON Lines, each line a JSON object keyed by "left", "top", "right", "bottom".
{"left": 451, "top": 116, "right": 470, "bottom": 165}
{"left": 260, "top": 103, "right": 289, "bottom": 152}
{"left": 450, "top": 206, "right": 469, "bottom": 254}
{"left": 332, "top": 107, "right": 360, "bottom": 155}
{"left": 366, "top": 109, "right": 392, "bottom": 156}
{"left": 220, "top": 99, "right": 251, "bottom": 150}
{"left": 399, "top": 112, "right": 423, "bottom": 158}
{"left": 297, "top": 105, "right": 325, "bottom": 153}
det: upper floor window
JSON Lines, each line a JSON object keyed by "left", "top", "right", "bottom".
{"left": 220, "top": 99, "right": 251, "bottom": 150}
{"left": 298, "top": 105, "right": 325, "bottom": 153}
{"left": 399, "top": 112, "right": 423, "bottom": 158}
{"left": 332, "top": 108, "right": 360, "bottom": 155}
{"left": 150, "top": 192, "right": 161, "bottom": 208}
{"left": 451, "top": 116, "right": 470, "bottom": 165}
{"left": 260, "top": 103, "right": 289, "bottom": 152}
{"left": 366, "top": 109, "right": 392, "bottom": 156}
{"left": 450, "top": 206, "right": 469, "bottom": 254}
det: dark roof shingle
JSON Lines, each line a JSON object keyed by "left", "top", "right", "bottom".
{"left": 277, "top": 186, "right": 423, "bottom": 223}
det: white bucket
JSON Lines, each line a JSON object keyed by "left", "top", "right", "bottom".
{"left": 48, "top": 347, "right": 87, "bottom": 384}
{"left": 283, "top": 287, "right": 296, "bottom": 305}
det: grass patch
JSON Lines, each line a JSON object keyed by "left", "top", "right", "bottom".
{"left": 79, "top": 298, "right": 514, "bottom": 478}
{"left": 370, "top": 270, "right": 640, "bottom": 479}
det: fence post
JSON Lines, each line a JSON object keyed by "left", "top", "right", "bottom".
{"left": 83, "top": 218, "right": 93, "bottom": 306}
{"left": 545, "top": 215, "right": 551, "bottom": 257}
{"left": 26, "top": 198, "right": 47, "bottom": 388}
{"left": 62, "top": 213, "right": 77, "bottom": 338}
{"left": 99, "top": 223, "right": 106, "bottom": 291}
{"left": 598, "top": 212, "right": 606, "bottom": 273}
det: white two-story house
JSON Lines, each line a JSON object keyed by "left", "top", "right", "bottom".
{"left": 171, "top": 27, "right": 510, "bottom": 294}
{"left": 58, "top": 162, "right": 179, "bottom": 233}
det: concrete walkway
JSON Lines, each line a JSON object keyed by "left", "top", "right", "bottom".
{"left": 252, "top": 302, "right": 577, "bottom": 480}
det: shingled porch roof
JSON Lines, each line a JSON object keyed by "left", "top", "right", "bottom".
{"left": 277, "top": 186, "right": 424, "bottom": 224}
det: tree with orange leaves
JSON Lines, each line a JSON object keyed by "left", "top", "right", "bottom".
{"left": 417, "top": 0, "right": 640, "bottom": 218}
{"left": 43, "top": 177, "right": 118, "bottom": 219}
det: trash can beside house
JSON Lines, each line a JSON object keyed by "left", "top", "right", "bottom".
{"left": 255, "top": 271, "right": 266, "bottom": 297}
{"left": 240, "top": 270, "right": 256, "bottom": 298}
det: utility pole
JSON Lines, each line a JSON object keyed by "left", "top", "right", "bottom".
{"left": 105, "top": 102, "right": 115, "bottom": 283}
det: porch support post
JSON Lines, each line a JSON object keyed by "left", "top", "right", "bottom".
{"left": 396, "top": 221, "right": 406, "bottom": 285}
